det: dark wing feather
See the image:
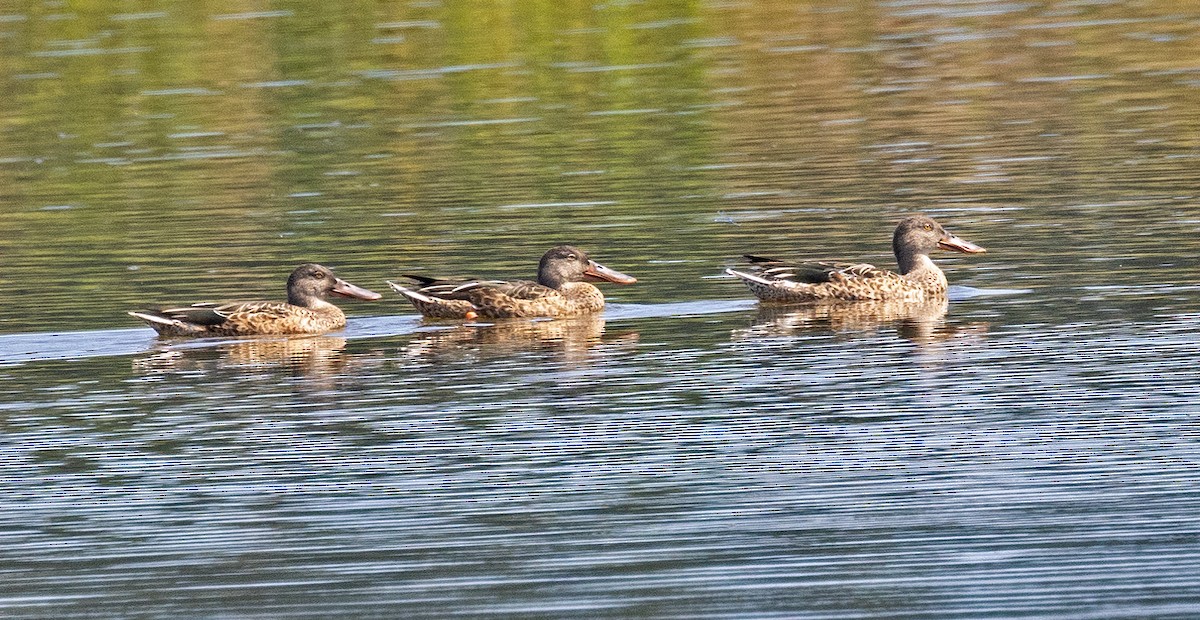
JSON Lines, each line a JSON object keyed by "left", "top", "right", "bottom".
{"left": 401, "top": 274, "right": 444, "bottom": 287}
{"left": 401, "top": 274, "right": 474, "bottom": 288}
{"left": 403, "top": 275, "right": 524, "bottom": 299}
{"left": 743, "top": 254, "right": 786, "bottom": 265}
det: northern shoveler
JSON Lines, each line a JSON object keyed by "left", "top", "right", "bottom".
{"left": 726, "top": 215, "right": 985, "bottom": 302}
{"left": 388, "top": 245, "right": 637, "bottom": 319}
{"left": 128, "top": 263, "right": 382, "bottom": 337}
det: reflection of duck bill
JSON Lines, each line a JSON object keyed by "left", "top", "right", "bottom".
{"left": 897, "top": 319, "right": 990, "bottom": 345}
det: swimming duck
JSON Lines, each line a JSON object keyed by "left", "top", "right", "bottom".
{"left": 726, "top": 215, "right": 985, "bottom": 302}
{"left": 388, "top": 245, "right": 637, "bottom": 319}
{"left": 129, "top": 263, "right": 382, "bottom": 337}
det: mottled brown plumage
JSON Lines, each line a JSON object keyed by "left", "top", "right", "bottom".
{"left": 389, "top": 245, "right": 637, "bottom": 319}
{"left": 129, "top": 263, "right": 382, "bottom": 337}
{"left": 727, "top": 215, "right": 986, "bottom": 302}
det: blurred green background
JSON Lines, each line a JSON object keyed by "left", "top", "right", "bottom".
{"left": 1, "top": 1, "right": 1197, "bottom": 331}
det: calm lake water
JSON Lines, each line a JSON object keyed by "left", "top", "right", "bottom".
{"left": 2, "top": 0, "right": 1200, "bottom": 617}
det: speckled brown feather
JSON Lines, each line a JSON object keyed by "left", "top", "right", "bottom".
{"left": 391, "top": 279, "right": 607, "bottom": 319}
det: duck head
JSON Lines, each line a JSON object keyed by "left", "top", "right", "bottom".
{"left": 892, "top": 215, "right": 985, "bottom": 274}
{"left": 287, "top": 263, "right": 383, "bottom": 307}
{"left": 536, "top": 245, "right": 637, "bottom": 289}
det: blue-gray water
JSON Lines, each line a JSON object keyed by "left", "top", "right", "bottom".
{"left": 2, "top": 0, "right": 1200, "bottom": 617}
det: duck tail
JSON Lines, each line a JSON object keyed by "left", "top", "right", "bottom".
{"left": 128, "top": 310, "right": 175, "bottom": 327}
{"left": 386, "top": 281, "right": 435, "bottom": 303}
{"left": 127, "top": 310, "right": 207, "bottom": 336}
{"left": 724, "top": 268, "right": 774, "bottom": 286}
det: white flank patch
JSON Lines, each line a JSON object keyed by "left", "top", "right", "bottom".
{"left": 386, "top": 281, "right": 434, "bottom": 303}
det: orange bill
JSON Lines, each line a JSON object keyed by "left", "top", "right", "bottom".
{"left": 332, "top": 278, "right": 383, "bottom": 300}
{"left": 584, "top": 261, "right": 637, "bottom": 284}
{"left": 938, "top": 233, "right": 986, "bottom": 254}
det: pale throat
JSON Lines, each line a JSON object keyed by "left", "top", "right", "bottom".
{"left": 906, "top": 254, "right": 939, "bottom": 274}
{"left": 900, "top": 253, "right": 948, "bottom": 290}
{"left": 561, "top": 281, "right": 603, "bottom": 299}
{"left": 298, "top": 297, "right": 340, "bottom": 313}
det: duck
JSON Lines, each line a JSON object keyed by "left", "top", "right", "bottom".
{"left": 726, "top": 215, "right": 985, "bottom": 302}
{"left": 128, "top": 263, "right": 382, "bottom": 337}
{"left": 388, "top": 245, "right": 637, "bottom": 319}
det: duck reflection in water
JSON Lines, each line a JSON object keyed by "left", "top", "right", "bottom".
{"left": 731, "top": 297, "right": 987, "bottom": 346}
{"left": 402, "top": 314, "right": 637, "bottom": 363}
{"left": 133, "top": 335, "right": 350, "bottom": 379}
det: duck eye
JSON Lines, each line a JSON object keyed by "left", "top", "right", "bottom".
{"left": 923, "top": 223, "right": 933, "bottom": 231}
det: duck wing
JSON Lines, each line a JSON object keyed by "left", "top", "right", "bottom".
{"left": 452, "top": 279, "right": 558, "bottom": 301}
{"left": 742, "top": 255, "right": 887, "bottom": 283}
{"left": 399, "top": 274, "right": 559, "bottom": 301}
{"left": 398, "top": 275, "right": 474, "bottom": 297}
{"left": 152, "top": 302, "right": 234, "bottom": 325}
{"left": 158, "top": 301, "right": 299, "bottom": 325}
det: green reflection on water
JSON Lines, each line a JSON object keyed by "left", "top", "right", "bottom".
{"left": 1, "top": 1, "right": 1198, "bottom": 332}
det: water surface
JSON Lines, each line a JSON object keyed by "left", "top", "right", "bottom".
{"left": 1, "top": 0, "right": 1199, "bottom": 617}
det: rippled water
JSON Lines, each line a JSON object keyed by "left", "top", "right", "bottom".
{"left": 2, "top": 0, "right": 1200, "bottom": 618}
